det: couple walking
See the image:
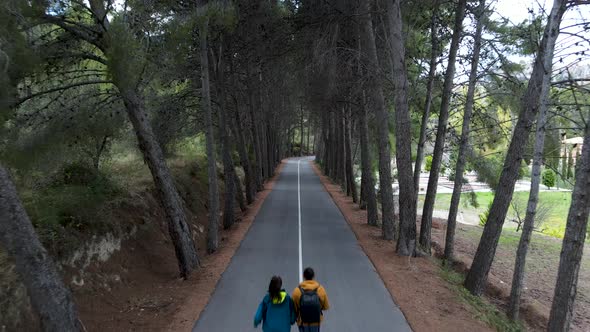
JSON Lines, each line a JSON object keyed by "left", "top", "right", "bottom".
{"left": 254, "top": 267, "right": 330, "bottom": 332}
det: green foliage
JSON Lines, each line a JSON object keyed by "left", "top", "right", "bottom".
{"left": 22, "top": 163, "right": 121, "bottom": 254}
{"left": 472, "top": 152, "right": 503, "bottom": 190}
{"left": 479, "top": 200, "right": 493, "bottom": 227}
{"left": 106, "top": 18, "right": 146, "bottom": 90}
{"left": 196, "top": 1, "right": 238, "bottom": 32}
{"left": 0, "top": 1, "right": 40, "bottom": 121}
{"left": 466, "top": 190, "right": 480, "bottom": 209}
{"left": 542, "top": 169, "right": 556, "bottom": 189}
{"left": 3, "top": 91, "right": 125, "bottom": 173}
{"left": 425, "top": 155, "right": 433, "bottom": 172}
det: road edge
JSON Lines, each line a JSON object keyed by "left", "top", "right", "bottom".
{"left": 166, "top": 161, "right": 286, "bottom": 331}
{"left": 310, "top": 161, "right": 495, "bottom": 332}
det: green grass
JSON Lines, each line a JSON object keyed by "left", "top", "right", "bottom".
{"left": 419, "top": 191, "right": 573, "bottom": 238}
{"left": 439, "top": 263, "right": 525, "bottom": 332}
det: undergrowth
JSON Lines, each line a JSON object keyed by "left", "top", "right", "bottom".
{"left": 439, "top": 263, "right": 524, "bottom": 332}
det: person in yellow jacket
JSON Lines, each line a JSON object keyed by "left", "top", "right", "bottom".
{"left": 291, "top": 267, "right": 330, "bottom": 332}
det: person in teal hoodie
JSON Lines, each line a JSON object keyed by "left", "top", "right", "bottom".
{"left": 254, "top": 275, "right": 296, "bottom": 332}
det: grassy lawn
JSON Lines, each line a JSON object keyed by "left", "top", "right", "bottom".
{"left": 418, "top": 191, "right": 573, "bottom": 239}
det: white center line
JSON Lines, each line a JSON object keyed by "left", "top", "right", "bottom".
{"left": 297, "top": 159, "right": 303, "bottom": 283}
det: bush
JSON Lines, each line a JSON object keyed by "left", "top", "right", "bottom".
{"left": 425, "top": 155, "right": 433, "bottom": 172}
{"left": 542, "top": 169, "right": 556, "bottom": 189}
{"left": 23, "top": 164, "right": 121, "bottom": 254}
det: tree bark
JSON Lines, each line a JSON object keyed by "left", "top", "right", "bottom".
{"left": 420, "top": 0, "right": 467, "bottom": 255}
{"left": 548, "top": 123, "right": 590, "bottom": 331}
{"left": 360, "top": 103, "right": 379, "bottom": 225}
{"left": 383, "top": 0, "right": 419, "bottom": 255}
{"left": 0, "top": 165, "right": 83, "bottom": 332}
{"left": 215, "top": 48, "right": 236, "bottom": 230}
{"left": 306, "top": 111, "right": 311, "bottom": 155}
{"left": 230, "top": 58, "right": 255, "bottom": 204}
{"left": 300, "top": 104, "right": 304, "bottom": 157}
{"left": 464, "top": 0, "right": 567, "bottom": 296}
{"left": 121, "top": 88, "right": 200, "bottom": 275}
{"left": 232, "top": 103, "right": 255, "bottom": 204}
{"left": 413, "top": 3, "right": 439, "bottom": 197}
{"left": 345, "top": 108, "right": 358, "bottom": 202}
{"left": 359, "top": 0, "right": 396, "bottom": 240}
{"left": 444, "top": 0, "right": 485, "bottom": 261}
{"left": 233, "top": 168, "right": 247, "bottom": 212}
{"left": 198, "top": 14, "right": 220, "bottom": 253}
{"left": 246, "top": 62, "right": 264, "bottom": 191}
{"left": 508, "top": 74, "right": 548, "bottom": 321}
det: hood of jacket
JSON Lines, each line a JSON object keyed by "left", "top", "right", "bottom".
{"left": 269, "top": 290, "right": 287, "bottom": 304}
{"left": 298, "top": 280, "right": 320, "bottom": 291}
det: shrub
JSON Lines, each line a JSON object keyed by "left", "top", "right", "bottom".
{"left": 23, "top": 164, "right": 121, "bottom": 254}
{"left": 425, "top": 155, "right": 433, "bottom": 172}
{"left": 542, "top": 169, "right": 556, "bottom": 189}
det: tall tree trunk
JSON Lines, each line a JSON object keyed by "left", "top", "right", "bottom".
{"left": 87, "top": 0, "right": 200, "bottom": 279}
{"left": 419, "top": 0, "right": 467, "bottom": 255}
{"left": 464, "top": 0, "right": 567, "bottom": 296}
{"left": 121, "top": 88, "right": 200, "bottom": 275}
{"left": 548, "top": 123, "right": 590, "bottom": 331}
{"left": 328, "top": 111, "right": 336, "bottom": 177}
{"left": 307, "top": 110, "right": 311, "bottom": 155}
{"left": 0, "top": 165, "right": 83, "bottom": 332}
{"left": 444, "top": 0, "right": 485, "bottom": 261}
{"left": 300, "top": 104, "right": 304, "bottom": 157}
{"left": 345, "top": 108, "right": 358, "bottom": 202}
{"left": 508, "top": 74, "right": 548, "bottom": 321}
{"left": 232, "top": 104, "right": 255, "bottom": 204}
{"left": 311, "top": 126, "right": 316, "bottom": 155}
{"left": 265, "top": 122, "right": 274, "bottom": 177}
{"left": 359, "top": 0, "right": 396, "bottom": 240}
{"left": 198, "top": 14, "right": 220, "bottom": 253}
{"left": 414, "top": 6, "right": 439, "bottom": 197}
{"left": 230, "top": 59, "right": 255, "bottom": 204}
{"left": 360, "top": 104, "right": 379, "bottom": 226}
{"left": 335, "top": 109, "right": 344, "bottom": 185}
{"left": 247, "top": 62, "right": 263, "bottom": 190}
{"left": 383, "top": 0, "right": 419, "bottom": 255}
{"left": 234, "top": 169, "right": 247, "bottom": 212}
{"left": 215, "top": 51, "right": 236, "bottom": 230}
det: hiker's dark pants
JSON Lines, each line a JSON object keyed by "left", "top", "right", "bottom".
{"left": 298, "top": 326, "right": 320, "bottom": 332}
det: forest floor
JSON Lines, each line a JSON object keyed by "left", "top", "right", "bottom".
{"left": 430, "top": 223, "right": 590, "bottom": 332}
{"left": 316, "top": 162, "right": 590, "bottom": 332}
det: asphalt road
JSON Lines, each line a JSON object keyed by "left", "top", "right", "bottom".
{"left": 193, "top": 158, "right": 411, "bottom": 332}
